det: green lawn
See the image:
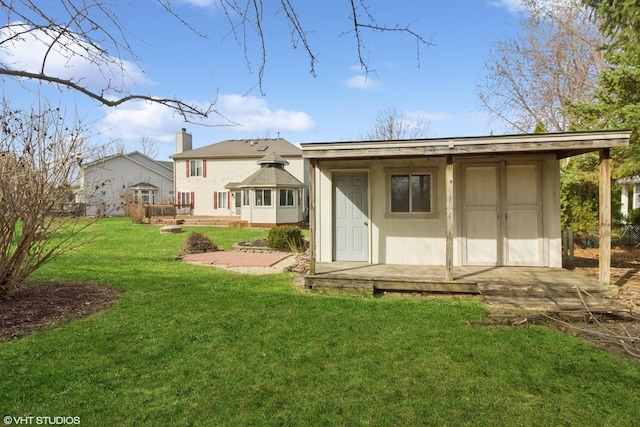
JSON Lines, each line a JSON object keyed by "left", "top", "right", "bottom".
{"left": 1, "top": 218, "right": 639, "bottom": 426}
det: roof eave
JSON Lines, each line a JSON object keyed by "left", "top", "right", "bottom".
{"left": 301, "top": 130, "right": 632, "bottom": 160}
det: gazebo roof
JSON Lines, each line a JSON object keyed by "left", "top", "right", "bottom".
{"left": 257, "top": 152, "right": 289, "bottom": 166}
{"left": 237, "top": 167, "right": 304, "bottom": 188}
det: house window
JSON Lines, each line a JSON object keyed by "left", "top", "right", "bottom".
{"left": 242, "top": 189, "right": 250, "bottom": 206}
{"left": 189, "top": 160, "right": 203, "bottom": 177}
{"left": 255, "top": 189, "right": 272, "bottom": 206}
{"left": 179, "top": 192, "right": 191, "bottom": 208}
{"left": 279, "top": 189, "right": 295, "bottom": 206}
{"left": 390, "top": 173, "right": 431, "bottom": 213}
{"left": 217, "top": 191, "right": 228, "bottom": 209}
{"left": 138, "top": 190, "right": 154, "bottom": 204}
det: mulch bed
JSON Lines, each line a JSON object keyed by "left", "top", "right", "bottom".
{"left": 0, "top": 282, "right": 119, "bottom": 341}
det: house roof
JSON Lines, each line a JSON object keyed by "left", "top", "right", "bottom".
{"left": 171, "top": 138, "right": 301, "bottom": 159}
{"left": 618, "top": 176, "right": 640, "bottom": 184}
{"left": 236, "top": 167, "right": 304, "bottom": 188}
{"left": 81, "top": 151, "right": 173, "bottom": 179}
{"left": 300, "top": 130, "right": 631, "bottom": 160}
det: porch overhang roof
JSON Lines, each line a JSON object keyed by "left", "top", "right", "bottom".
{"left": 301, "top": 130, "right": 631, "bottom": 160}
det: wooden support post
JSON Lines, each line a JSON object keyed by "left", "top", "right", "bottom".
{"left": 445, "top": 155, "right": 454, "bottom": 281}
{"left": 309, "top": 159, "right": 317, "bottom": 276}
{"left": 599, "top": 148, "right": 611, "bottom": 285}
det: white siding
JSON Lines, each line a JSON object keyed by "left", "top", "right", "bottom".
{"left": 174, "top": 157, "right": 305, "bottom": 217}
{"left": 80, "top": 155, "right": 173, "bottom": 216}
{"left": 313, "top": 155, "right": 562, "bottom": 267}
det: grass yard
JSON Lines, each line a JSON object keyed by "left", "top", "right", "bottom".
{"left": 1, "top": 218, "right": 640, "bottom": 426}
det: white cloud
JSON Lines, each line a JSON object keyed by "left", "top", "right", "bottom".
{"left": 0, "top": 22, "right": 149, "bottom": 90}
{"left": 346, "top": 75, "right": 380, "bottom": 90}
{"left": 179, "top": 0, "right": 219, "bottom": 7}
{"left": 98, "top": 101, "right": 181, "bottom": 144}
{"left": 214, "top": 94, "right": 315, "bottom": 131}
{"left": 488, "top": 0, "right": 524, "bottom": 14}
{"left": 98, "top": 94, "right": 315, "bottom": 143}
{"left": 488, "top": 0, "right": 573, "bottom": 15}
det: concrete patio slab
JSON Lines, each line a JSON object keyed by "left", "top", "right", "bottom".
{"left": 182, "top": 251, "right": 292, "bottom": 268}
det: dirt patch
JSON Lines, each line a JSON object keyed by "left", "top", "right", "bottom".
{"left": 493, "top": 246, "right": 640, "bottom": 363}
{"left": 0, "top": 282, "right": 119, "bottom": 341}
{"left": 565, "top": 246, "right": 640, "bottom": 310}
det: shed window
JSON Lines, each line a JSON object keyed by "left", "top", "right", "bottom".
{"left": 390, "top": 173, "right": 431, "bottom": 213}
{"left": 255, "top": 189, "right": 272, "bottom": 206}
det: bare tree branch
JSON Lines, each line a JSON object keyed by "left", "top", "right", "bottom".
{"left": 345, "top": 0, "right": 433, "bottom": 73}
{"left": 476, "top": 0, "right": 603, "bottom": 133}
{"left": 1, "top": 0, "right": 430, "bottom": 121}
{"left": 364, "top": 107, "right": 430, "bottom": 140}
{"left": 0, "top": 67, "right": 216, "bottom": 121}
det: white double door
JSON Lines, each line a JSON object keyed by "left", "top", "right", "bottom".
{"left": 462, "top": 161, "right": 543, "bottom": 266}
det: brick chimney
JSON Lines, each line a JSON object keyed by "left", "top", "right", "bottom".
{"left": 175, "top": 128, "right": 192, "bottom": 154}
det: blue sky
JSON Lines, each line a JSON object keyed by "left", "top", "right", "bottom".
{"left": 1, "top": 0, "right": 529, "bottom": 160}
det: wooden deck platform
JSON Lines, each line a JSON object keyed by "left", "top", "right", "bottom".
{"left": 306, "top": 263, "right": 626, "bottom": 312}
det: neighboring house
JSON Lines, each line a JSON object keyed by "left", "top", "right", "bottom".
{"left": 171, "top": 129, "right": 308, "bottom": 226}
{"left": 77, "top": 151, "right": 174, "bottom": 216}
{"left": 302, "top": 130, "right": 631, "bottom": 283}
{"left": 618, "top": 175, "right": 640, "bottom": 217}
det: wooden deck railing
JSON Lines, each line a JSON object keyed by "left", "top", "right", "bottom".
{"left": 144, "top": 204, "right": 177, "bottom": 219}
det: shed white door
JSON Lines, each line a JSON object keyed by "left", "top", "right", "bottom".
{"left": 334, "top": 173, "right": 369, "bottom": 261}
{"left": 462, "top": 165, "right": 500, "bottom": 265}
{"left": 504, "top": 163, "right": 543, "bottom": 266}
{"left": 462, "top": 162, "right": 542, "bottom": 266}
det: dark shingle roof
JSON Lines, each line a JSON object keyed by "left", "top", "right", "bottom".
{"left": 171, "top": 138, "right": 301, "bottom": 159}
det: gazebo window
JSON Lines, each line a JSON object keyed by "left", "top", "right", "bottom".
{"left": 279, "top": 189, "right": 295, "bottom": 206}
{"left": 255, "top": 189, "right": 272, "bottom": 206}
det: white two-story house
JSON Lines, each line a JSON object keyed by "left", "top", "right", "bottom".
{"left": 171, "top": 129, "right": 308, "bottom": 226}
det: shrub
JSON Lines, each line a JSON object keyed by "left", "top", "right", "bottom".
{"left": 267, "top": 226, "right": 305, "bottom": 251}
{"left": 628, "top": 208, "right": 640, "bottom": 226}
{"left": 181, "top": 232, "right": 218, "bottom": 255}
{"left": 122, "top": 191, "right": 147, "bottom": 224}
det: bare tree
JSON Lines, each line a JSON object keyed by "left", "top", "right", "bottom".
{"left": 0, "top": 102, "right": 105, "bottom": 299}
{"left": 0, "top": 0, "right": 431, "bottom": 121}
{"left": 365, "top": 107, "right": 430, "bottom": 140}
{"left": 476, "top": 0, "right": 603, "bottom": 133}
{"left": 139, "top": 136, "right": 159, "bottom": 159}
